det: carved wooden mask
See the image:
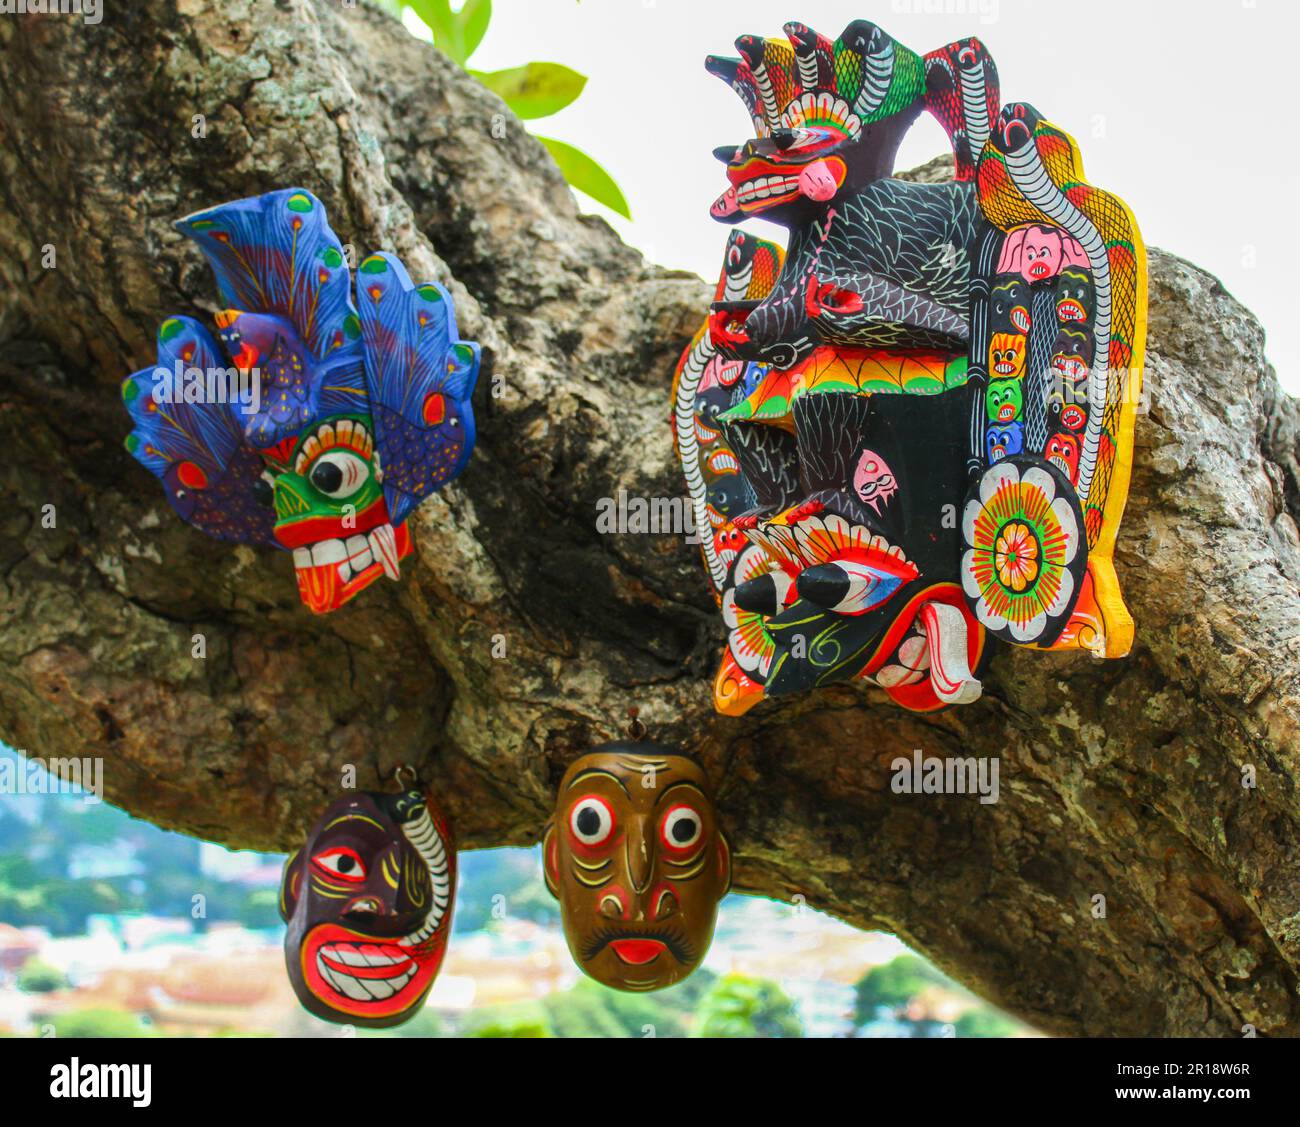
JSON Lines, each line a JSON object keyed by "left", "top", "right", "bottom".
{"left": 280, "top": 787, "right": 455, "bottom": 1027}
{"left": 544, "top": 744, "right": 731, "bottom": 992}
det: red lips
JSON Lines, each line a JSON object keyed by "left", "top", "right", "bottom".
{"left": 609, "top": 939, "right": 667, "bottom": 965}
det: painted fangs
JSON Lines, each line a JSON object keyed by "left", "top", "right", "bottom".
{"left": 294, "top": 531, "right": 388, "bottom": 586}
{"left": 369, "top": 523, "right": 401, "bottom": 581}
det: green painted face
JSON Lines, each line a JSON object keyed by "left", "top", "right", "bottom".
{"left": 986, "top": 379, "right": 1023, "bottom": 424}
{"left": 269, "top": 414, "right": 408, "bottom": 614}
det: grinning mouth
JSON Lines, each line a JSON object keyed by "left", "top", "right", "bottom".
{"left": 1011, "top": 306, "right": 1031, "bottom": 333}
{"left": 301, "top": 923, "right": 445, "bottom": 1018}
{"left": 316, "top": 938, "right": 419, "bottom": 1002}
{"left": 1057, "top": 300, "right": 1086, "bottom": 322}
{"left": 707, "top": 450, "right": 740, "bottom": 474}
{"left": 735, "top": 174, "right": 800, "bottom": 207}
{"left": 695, "top": 416, "right": 722, "bottom": 444}
{"left": 1047, "top": 454, "right": 1075, "bottom": 478}
{"left": 292, "top": 522, "right": 412, "bottom": 614}
{"left": 997, "top": 405, "right": 1017, "bottom": 422}
{"left": 1053, "top": 358, "right": 1088, "bottom": 382}
{"left": 993, "top": 360, "right": 1018, "bottom": 376}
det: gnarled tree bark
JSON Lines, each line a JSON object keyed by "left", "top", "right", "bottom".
{"left": 1, "top": 1, "right": 1298, "bottom": 1037}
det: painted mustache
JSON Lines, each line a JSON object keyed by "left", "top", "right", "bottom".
{"left": 580, "top": 925, "right": 696, "bottom": 967}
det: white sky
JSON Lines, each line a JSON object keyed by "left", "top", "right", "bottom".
{"left": 414, "top": 0, "right": 1298, "bottom": 392}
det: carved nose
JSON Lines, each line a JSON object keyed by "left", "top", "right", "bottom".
{"left": 343, "top": 896, "right": 387, "bottom": 918}
{"left": 625, "top": 821, "right": 653, "bottom": 896}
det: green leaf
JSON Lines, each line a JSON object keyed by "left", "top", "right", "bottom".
{"left": 408, "top": 0, "right": 456, "bottom": 51}
{"left": 535, "top": 135, "right": 631, "bottom": 219}
{"left": 409, "top": 0, "right": 492, "bottom": 66}
{"left": 471, "top": 62, "right": 587, "bottom": 120}
{"left": 458, "top": 0, "right": 492, "bottom": 64}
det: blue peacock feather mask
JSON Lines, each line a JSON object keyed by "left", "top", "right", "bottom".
{"left": 122, "top": 188, "right": 479, "bottom": 613}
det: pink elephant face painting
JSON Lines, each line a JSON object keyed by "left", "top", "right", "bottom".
{"left": 997, "top": 224, "right": 1089, "bottom": 283}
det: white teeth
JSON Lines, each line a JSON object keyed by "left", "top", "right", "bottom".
{"left": 316, "top": 947, "right": 417, "bottom": 1003}
{"left": 328, "top": 945, "right": 371, "bottom": 968}
{"left": 321, "top": 942, "right": 410, "bottom": 970}
{"left": 369, "top": 523, "right": 400, "bottom": 581}
{"left": 346, "top": 535, "right": 373, "bottom": 571}
{"left": 311, "top": 540, "right": 347, "bottom": 567}
{"left": 738, "top": 176, "right": 798, "bottom": 203}
{"left": 298, "top": 532, "right": 386, "bottom": 585}
{"left": 318, "top": 958, "right": 373, "bottom": 1002}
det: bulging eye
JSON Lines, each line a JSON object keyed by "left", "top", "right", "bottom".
{"left": 661, "top": 805, "right": 703, "bottom": 851}
{"left": 313, "top": 847, "right": 366, "bottom": 882}
{"left": 569, "top": 796, "right": 616, "bottom": 847}
{"left": 308, "top": 451, "right": 369, "bottom": 499}
{"left": 253, "top": 470, "right": 276, "bottom": 507}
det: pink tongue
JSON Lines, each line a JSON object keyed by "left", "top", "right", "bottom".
{"left": 798, "top": 159, "right": 839, "bottom": 202}
{"left": 711, "top": 187, "right": 740, "bottom": 218}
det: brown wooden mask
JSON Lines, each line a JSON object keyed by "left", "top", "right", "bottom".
{"left": 543, "top": 743, "right": 731, "bottom": 992}
{"left": 279, "top": 787, "right": 455, "bottom": 1027}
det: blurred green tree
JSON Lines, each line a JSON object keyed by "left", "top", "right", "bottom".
{"left": 694, "top": 973, "right": 803, "bottom": 1039}
{"left": 853, "top": 955, "right": 951, "bottom": 1025}
{"left": 464, "top": 1000, "right": 553, "bottom": 1037}
{"left": 16, "top": 956, "right": 65, "bottom": 993}
{"left": 44, "top": 1008, "right": 156, "bottom": 1038}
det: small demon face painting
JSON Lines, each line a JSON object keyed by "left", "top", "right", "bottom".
{"left": 280, "top": 788, "right": 455, "bottom": 1027}
{"left": 986, "top": 379, "right": 1023, "bottom": 424}
{"left": 852, "top": 448, "right": 898, "bottom": 515}
{"left": 988, "top": 332, "right": 1027, "bottom": 380}
{"left": 996, "top": 223, "right": 1088, "bottom": 283}
{"left": 987, "top": 422, "right": 1025, "bottom": 463}
{"left": 543, "top": 744, "right": 731, "bottom": 993}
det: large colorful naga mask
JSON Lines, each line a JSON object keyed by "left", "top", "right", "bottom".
{"left": 123, "top": 189, "right": 480, "bottom": 613}
{"left": 673, "top": 21, "right": 1147, "bottom": 715}
{"left": 543, "top": 744, "right": 731, "bottom": 992}
{"left": 280, "top": 786, "right": 456, "bottom": 1027}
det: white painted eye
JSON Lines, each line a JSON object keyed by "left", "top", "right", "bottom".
{"left": 308, "top": 451, "right": 369, "bottom": 499}
{"left": 661, "top": 806, "right": 702, "bottom": 851}
{"left": 569, "top": 796, "right": 615, "bottom": 847}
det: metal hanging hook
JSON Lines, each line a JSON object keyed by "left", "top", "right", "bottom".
{"left": 393, "top": 764, "right": 418, "bottom": 792}
{"left": 625, "top": 705, "right": 648, "bottom": 742}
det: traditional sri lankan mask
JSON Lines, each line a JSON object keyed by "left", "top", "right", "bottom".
{"left": 280, "top": 787, "right": 455, "bottom": 1027}
{"left": 543, "top": 744, "right": 731, "bottom": 993}
{"left": 673, "top": 19, "right": 1148, "bottom": 715}
{"left": 122, "top": 188, "right": 480, "bottom": 613}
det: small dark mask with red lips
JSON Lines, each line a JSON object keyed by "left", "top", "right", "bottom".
{"left": 543, "top": 744, "right": 731, "bottom": 993}
{"left": 280, "top": 787, "right": 455, "bottom": 1027}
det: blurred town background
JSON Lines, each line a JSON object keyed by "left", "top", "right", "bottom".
{"left": 0, "top": 748, "right": 1034, "bottom": 1038}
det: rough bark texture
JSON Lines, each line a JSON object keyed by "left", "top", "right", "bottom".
{"left": 1, "top": 1, "right": 1299, "bottom": 1038}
